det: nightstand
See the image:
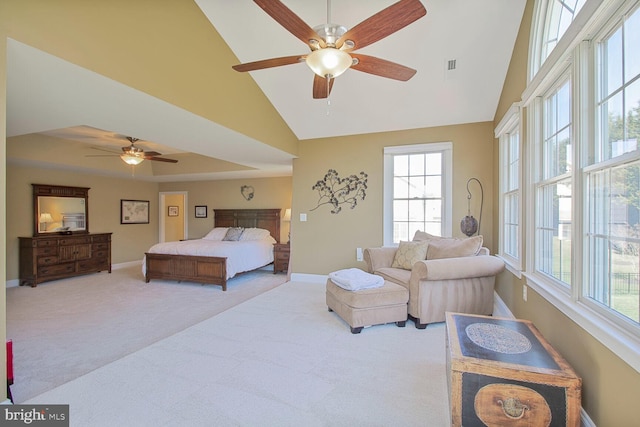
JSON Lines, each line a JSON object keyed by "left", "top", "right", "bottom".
{"left": 273, "top": 243, "right": 290, "bottom": 274}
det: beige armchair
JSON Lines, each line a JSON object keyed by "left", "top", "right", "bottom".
{"left": 363, "top": 245, "right": 505, "bottom": 328}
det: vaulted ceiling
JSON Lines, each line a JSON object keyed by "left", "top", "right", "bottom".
{"left": 6, "top": 0, "right": 526, "bottom": 182}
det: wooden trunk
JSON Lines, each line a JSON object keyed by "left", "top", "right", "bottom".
{"left": 446, "top": 312, "right": 581, "bottom": 427}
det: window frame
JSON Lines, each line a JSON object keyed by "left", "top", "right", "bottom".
{"left": 496, "top": 103, "right": 524, "bottom": 275}
{"left": 383, "top": 142, "right": 452, "bottom": 246}
{"left": 521, "top": 0, "right": 640, "bottom": 373}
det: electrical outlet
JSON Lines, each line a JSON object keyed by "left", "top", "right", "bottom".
{"left": 356, "top": 247, "right": 363, "bottom": 261}
{"left": 523, "top": 285, "right": 528, "bottom": 302}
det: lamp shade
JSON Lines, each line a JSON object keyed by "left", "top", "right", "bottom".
{"left": 39, "top": 213, "right": 53, "bottom": 223}
{"left": 283, "top": 208, "right": 291, "bottom": 221}
{"left": 121, "top": 154, "right": 144, "bottom": 165}
{"left": 305, "top": 48, "right": 352, "bottom": 78}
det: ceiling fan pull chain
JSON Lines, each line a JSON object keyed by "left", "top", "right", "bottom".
{"left": 326, "top": 77, "right": 331, "bottom": 115}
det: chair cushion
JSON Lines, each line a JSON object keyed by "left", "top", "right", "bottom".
{"left": 426, "top": 235, "right": 483, "bottom": 260}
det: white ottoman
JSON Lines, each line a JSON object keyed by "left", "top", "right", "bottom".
{"left": 326, "top": 278, "right": 409, "bottom": 334}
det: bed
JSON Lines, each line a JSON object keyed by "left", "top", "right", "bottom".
{"left": 144, "top": 209, "right": 281, "bottom": 291}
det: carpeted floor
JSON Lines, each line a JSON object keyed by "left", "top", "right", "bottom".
{"left": 21, "top": 279, "right": 450, "bottom": 426}
{"left": 6, "top": 265, "right": 287, "bottom": 403}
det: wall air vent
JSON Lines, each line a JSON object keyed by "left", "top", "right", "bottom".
{"left": 447, "top": 59, "right": 457, "bottom": 71}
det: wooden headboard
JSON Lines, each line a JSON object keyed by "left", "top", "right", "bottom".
{"left": 213, "top": 209, "right": 281, "bottom": 243}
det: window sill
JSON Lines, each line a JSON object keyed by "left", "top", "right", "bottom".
{"left": 523, "top": 272, "right": 640, "bottom": 373}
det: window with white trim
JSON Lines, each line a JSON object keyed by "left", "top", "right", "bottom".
{"left": 523, "top": 0, "right": 640, "bottom": 371}
{"left": 497, "top": 107, "right": 522, "bottom": 268}
{"left": 536, "top": 77, "right": 573, "bottom": 287}
{"left": 585, "top": 3, "right": 640, "bottom": 324}
{"left": 531, "top": 0, "right": 586, "bottom": 77}
{"left": 383, "top": 143, "right": 452, "bottom": 245}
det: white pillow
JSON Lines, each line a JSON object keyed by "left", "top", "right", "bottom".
{"left": 239, "top": 228, "right": 272, "bottom": 241}
{"left": 202, "top": 227, "right": 228, "bottom": 241}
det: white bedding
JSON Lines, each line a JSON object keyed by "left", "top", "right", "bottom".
{"left": 142, "top": 237, "right": 276, "bottom": 279}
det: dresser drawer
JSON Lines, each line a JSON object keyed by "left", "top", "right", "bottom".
{"left": 38, "top": 263, "right": 75, "bottom": 277}
{"left": 37, "top": 256, "right": 59, "bottom": 265}
{"left": 91, "top": 234, "right": 111, "bottom": 243}
{"left": 58, "top": 237, "right": 91, "bottom": 245}
{"left": 36, "top": 239, "right": 58, "bottom": 248}
{"left": 92, "top": 243, "right": 109, "bottom": 251}
{"left": 36, "top": 246, "right": 57, "bottom": 256}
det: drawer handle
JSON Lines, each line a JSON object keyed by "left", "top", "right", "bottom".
{"left": 497, "top": 397, "right": 529, "bottom": 420}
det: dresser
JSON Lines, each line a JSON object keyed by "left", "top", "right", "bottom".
{"left": 273, "top": 243, "right": 290, "bottom": 274}
{"left": 19, "top": 233, "right": 112, "bottom": 287}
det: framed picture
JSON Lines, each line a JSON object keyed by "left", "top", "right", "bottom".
{"left": 121, "top": 200, "right": 149, "bottom": 224}
{"left": 195, "top": 206, "right": 208, "bottom": 218}
{"left": 168, "top": 206, "right": 179, "bottom": 217}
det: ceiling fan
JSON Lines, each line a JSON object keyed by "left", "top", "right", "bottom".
{"left": 88, "top": 137, "right": 178, "bottom": 165}
{"left": 232, "top": 0, "right": 427, "bottom": 99}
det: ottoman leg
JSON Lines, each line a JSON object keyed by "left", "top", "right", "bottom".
{"left": 350, "top": 326, "right": 363, "bottom": 334}
{"left": 328, "top": 307, "right": 333, "bottom": 312}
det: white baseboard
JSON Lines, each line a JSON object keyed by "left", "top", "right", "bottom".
{"left": 493, "top": 291, "right": 515, "bottom": 318}
{"left": 5, "top": 260, "right": 143, "bottom": 288}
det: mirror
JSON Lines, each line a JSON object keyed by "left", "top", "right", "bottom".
{"left": 33, "top": 184, "right": 89, "bottom": 236}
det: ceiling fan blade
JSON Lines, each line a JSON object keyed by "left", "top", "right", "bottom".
{"left": 146, "top": 156, "right": 178, "bottom": 163}
{"left": 336, "top": 0, "right": 426, "bottom": 51}
{"left": 253, "top": 0, "right": 325, "bottom": 48}
{"left": 351, "top": 54, "right": 416, "bottom": 81}
{"left": 142, "top": 151, "right": 162, "bottom": 157}
{"left": 89, "top": 146, "right": 119, "bottom": 154}
{"left": 233, "top": 55, "right": 304, "bottom": 72}
{"left": 312, "top": 74, "right": 334, "bottom": 99}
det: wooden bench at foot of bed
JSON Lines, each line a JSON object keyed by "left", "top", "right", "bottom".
{"left": 145, "top": 253, "right": 228, "bottom": 291}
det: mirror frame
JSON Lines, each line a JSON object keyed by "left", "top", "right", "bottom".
{"left": 33, "top": 184, "right": 90, "bottom": 237}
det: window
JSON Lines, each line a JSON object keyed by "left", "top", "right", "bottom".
{"left": 531, "top": 0, "right": 586, "bottom": 77}
{"left": 536, "top": 78, "right": 573, "bottom": 287}
{"left": 521, "top": 0, "right": 640, "bottom": 371}
{"left": 585, "top": 4, "right": 640, "bottom": 325}
{"left": 383, "top": 143, "right": 452, "bottom": 245}
{"left": 496, "top": 105, "right": 522, "bottom": 269}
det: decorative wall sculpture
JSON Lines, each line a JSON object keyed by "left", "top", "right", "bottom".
{"left": 311, "top": 169, "right": 368, "bottom": 214}
{"left": 241, "top": 185, "right": 254, "bottom": 201}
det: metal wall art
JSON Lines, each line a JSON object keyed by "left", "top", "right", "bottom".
{"left": 311, "top": 169, "right": 368, "bottom": 214}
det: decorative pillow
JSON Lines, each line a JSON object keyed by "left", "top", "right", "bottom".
{"left": 202, "top": 227, "right": 228, "bottom": 241}
{"left": 412, "top": 230, "right": 443, "bottom": 242}
{"left": 426, "top": 235, "right": 483, "bottom": 260}
{"left": 391, "top": 240, "right": 430, "bottom": 270}
{"left": 222, "top": 227, "right": 244, "bottom": 241}
{"left": 239, "top": 228, "right": 272, "bottom": 241}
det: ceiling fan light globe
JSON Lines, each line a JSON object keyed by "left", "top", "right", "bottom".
{"left": 305, "top": 48, "right": 352, "bottom": 78}
{"left": 120, "top": 154, "right": 144, "bottom": 165}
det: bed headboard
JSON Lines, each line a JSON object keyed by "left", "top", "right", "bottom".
{"left": 213, "top": 209, "right": 281, "bottom": 243}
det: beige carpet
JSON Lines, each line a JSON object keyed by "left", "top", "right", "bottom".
{"left": 22, "top": 279, "right": 450, "bottom": 426}
{"left": 6, "top": 265, "right": 287, "bottom": 403}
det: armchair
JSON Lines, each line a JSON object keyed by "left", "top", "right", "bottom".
{"left": 364, "top": 244, "right": 505, "bottom": 328}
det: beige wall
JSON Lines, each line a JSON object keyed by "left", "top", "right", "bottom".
{"left": 159, "top": 177, "right": 292, "bottom": 244}
{"left": 1, "top": 12, "right": 8, "bottom": 400}
{"left": 491, "top": 1, "right": 640, "bottom": 425}
{"left": 291, "top": 122, "right": 495, "bottom": 274}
